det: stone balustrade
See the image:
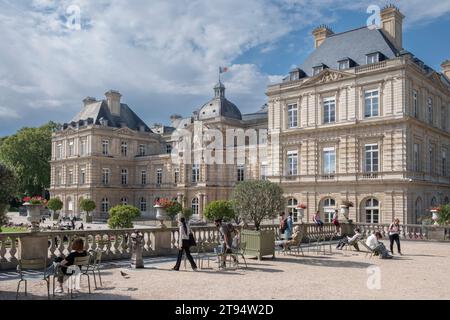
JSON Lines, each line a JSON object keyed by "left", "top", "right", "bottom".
{"left": 1, "top": 222, "right": 448, "bottom": 270}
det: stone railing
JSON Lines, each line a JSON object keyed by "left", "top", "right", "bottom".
{"left": 354, "top": 223, "right": 450, "bottom": 241}
{"left": 2, "top": 222, "right": 448, "bottom": 270}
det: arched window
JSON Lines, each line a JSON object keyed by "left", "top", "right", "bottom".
{"left": 287, "top": 198, "right": 298, "bottom": 222}
{"left": 323, "top": 198, "right": 336, "bottom": 223}
{"left": 101, "top": 198, "right": 109, "bottom": 213}
{"left": 431, "top": 197, "right": 437, "bottom": 207}
{"left": 140, "top": 197, "right": 147, "bottom": 212}
{"left": 415, "top": 198, "right": 423, "bottom": 224}
{"left": 192, "top": 198, "right": 199, "bottom": 216}
{"left": 120, "top": 197, "right": 128, "bottom": 205}
{"left": 365, "top": 198, "right": 379, "bottom": 224}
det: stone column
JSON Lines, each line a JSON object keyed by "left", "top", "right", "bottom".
{"left": 152, "top": 230, "right": 173, "bottom": 255}
{"left": 198, "top": 194, "right": 204, "bottom": 220}
{"left": 202, "top": 194, "right": 208, "bottom": 221}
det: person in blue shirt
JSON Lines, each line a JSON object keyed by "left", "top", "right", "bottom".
{"left": 285, "top": 212, "right": 294, "bottom": 240}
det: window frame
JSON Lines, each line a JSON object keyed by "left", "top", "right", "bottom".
{"left": 364, "top": 89, "right": 379, "bottom": 118}
{"left": 364, "top": 144, "right": 379, "bottom": 173}
{"left": 287, "top": 104, "right": 298, "bottom": 129}
{"left": 323, "top": 97, "right": 336, "bottom": 124}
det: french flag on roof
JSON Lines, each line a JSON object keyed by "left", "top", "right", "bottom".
{"left": 219, "top": 66, "right": 229, "bottom": 73}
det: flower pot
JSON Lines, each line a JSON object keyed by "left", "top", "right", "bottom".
{"left": 431, "top": 210, "right": 440, "bottom": 226}
{"left": 24, "top": 204, "right": 43, "bottom": 232}
{"left": 340, "top": 206, "right": 350, "bottom": 219}
{"left": 240, "top": 229, "right": 275, "bottom": 260}
{"left": 296, "top": 208, "right": 305, "bottom": 222}
{"left": 154, "top": 205, "right": 168, "bottom": 227}
{"left": 52, "top": 211, "right": 59, "bottom": 221}
{"left": 83, "top": 213, "right": 93, "bottom": 223}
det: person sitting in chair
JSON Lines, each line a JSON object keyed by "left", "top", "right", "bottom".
{"left": 336, "top": 228, "right": 361, "bottom": 251}
{"left": 276, "top": 225, "right": 302, "bottom": 251}
{"left": 53, "top": 238, "right": 87, "bottom": 293}
{"left": 366, "top": 232, "right": 393, "bottom": 259}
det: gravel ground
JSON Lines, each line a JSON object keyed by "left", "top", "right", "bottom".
{"left": 1, "top": 241, "right": 449, "bottom": 300}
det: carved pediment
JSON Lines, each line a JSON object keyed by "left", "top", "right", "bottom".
{"left": 303, "top": 69, "right": 354, "bottom": 86}
{"left": 114, "top": 127, "right": 136, "bottom": 136}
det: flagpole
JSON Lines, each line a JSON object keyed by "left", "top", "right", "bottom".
{"left": 218, "top": 67, "right": 221, "bottom": 83}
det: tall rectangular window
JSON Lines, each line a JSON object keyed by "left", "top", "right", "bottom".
{"left": 68, "top": 140, "right": 74, "bottom": 157}
{"left": 287, "top": 151, "right": 298, "bottom": 176}
{"left": 79, "top": 167, "right": 86, "bottom": 185}
{"left": 365, "top": 90, "right": 379, "bottom": 118}
{"left": 441, "top": 106, "right": 447, "bottom": 130}
{"left": 174, "top": 167, "right": 180, "bottom": 184}
{"left": 429, "top": 145, "right": 435, "bottom": 174}
{"left": 56, "top": 143, "right": 62, "bottom": 160}
{"left": 365, "top": 144, "right": 379, "bottom": 173}
{"left": 121, "top": 169, "right": 128, "bottom": 185}
{"left": 139, "top": 144, "right": 146, "bottom": 156}
{"left": 323, "top": 98, "right": 336, "bottom": 124}
{"left": 237, "top": 165, "right": 245, "bottom": 182}
{"left": 323, "top": 147, "right": 336, "bottom": 174}
{"left": 80, "top": 138, "right": 87, "bottom": 156}
{"left": 260, "top": 163, "right": 268, "bottom": 181}
{"left": 56, "top": 169, "right": 62, "bottom": 186}
{"left": 67, "top": 169, "right": 73, "bottom": 185}
{"left": 141, "top": 170, "right": 147, "bottom": 185}
{"left": 121, "top": 141, "right": 128, "bottom": 157}
{"left": 413, "top": 144, "right": 420, "bottom": 172}
{"left": 166, "top": 144, "right": 172, "bottom": 154}
{"left": 192, "top": 164, "right": 200, "bottom": 183}
{"left": 413, "top": 90, "right": 418, "bottom": 118}
{"left": 442, "top": 151, "right": 447, "bottom": 176}
{"left": 428, "top": 98, "right": 433, "bottom": 124}
{"left": 102, "top": 140, "right": 109, "bottom": 156}
{"left": 287, "top": 104, "right": 298, "bottom": 128}
{"left": 102, "top": 168, "right": 110, "bottom": 185}
{"left": 156, "top": 169, "right": 162, "bottom": 185}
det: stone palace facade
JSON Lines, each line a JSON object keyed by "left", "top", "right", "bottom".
{"left": 50, "top": 6, "right": 450, "bottom": 224}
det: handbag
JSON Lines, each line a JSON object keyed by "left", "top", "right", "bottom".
{"left": 188, "top": 232, "right": 196, "bottom": 247}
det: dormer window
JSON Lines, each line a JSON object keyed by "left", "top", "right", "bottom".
{"left": 366, "top": 52, "right": 380, "bottom": 65}
{"left": 313, "top": 65, "right": 325, "bottom": 76}
{"left": 289, "top": 68, "right": 305, "bottom": 81}
{"left": 338, "top": 60, "right": 349, "bottom": 70}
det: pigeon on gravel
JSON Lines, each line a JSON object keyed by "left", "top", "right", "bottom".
{"left": 120, "top": 271, "right": 130, "bottom": 279}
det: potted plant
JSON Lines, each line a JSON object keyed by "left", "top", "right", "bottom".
{"left": 427, "top": 205, "right": 450, "bottom": 240}
{"left": 232, "top": 180, "right": 284, "bottom": 260}
{"left": 340, "top": 200, "right": 354, "bottom": 220}
{"left": 23, "top": 196, "right": 48, "bottom": 232}
{"left": 164, "top": 200, "right": 182, "bottom": 227}
{"left": 108, "top": 204, "right": 140, "bottom": 229}
{"left": 204, "top": 200, "right": 235, "bottom": 222}
{"left": 47, "top": 198, "right": 63, "bottom": 221}
{"left": 296, "top": 204, "right": 307, "bottom": 223}
{"left": 79, "top": 198, "right": 96, "bottom": 223}
{"left": 430, "top": 207, "right": 441, "bottom": 226}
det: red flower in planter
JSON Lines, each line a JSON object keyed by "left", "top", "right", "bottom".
{"left": 297, "top": 204, "right": 307, "bottom": 209}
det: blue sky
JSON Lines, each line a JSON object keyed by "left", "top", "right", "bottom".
{"left": 0, "top": 0, "right": 449, "bottom": 137}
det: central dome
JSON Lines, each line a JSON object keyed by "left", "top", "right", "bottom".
{"left": 198, "top": 81, "right": 242, "bottom": 121}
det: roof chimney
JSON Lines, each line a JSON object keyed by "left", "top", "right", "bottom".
{"left": 105, "top": 90, "right": 122, "bottom": 116}
{"left": 380, "top": 4, "right": 404, "bottom": 51}
{"left": 312, "top": 25, "right": 334, "bottom": 48}
{"left": 442, "top": 60, "right": 450, "bottom": 80}
{"left": 83, "top": 97, "right": 96, "bottom": 107}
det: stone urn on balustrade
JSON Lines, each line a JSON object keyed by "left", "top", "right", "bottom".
{"left": 24, "top": 203, "right": 43, "bottom": 232}
{"left": 431, "top": 209, "right": 440, "bottom": 226}
{"left": 154, "top": 204, "right": 168, "bottom": 227}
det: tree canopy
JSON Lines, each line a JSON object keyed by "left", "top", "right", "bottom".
{"left": 108, "top": 205, "right": 141, "bottom": 229}
{"left": 80, "top": 199, "right": 96, "bottom": 215}
{"left": 232, "top": 180, "right": 284, "bottom": 230}
{"left": 0, "top": 122, "right": 58, "bottom": 196}
{"left": 47, "top": 198, "right": 63, "bottom": 212}
{"left": 204, "top": 200, "right": 235, "bottom": 222}
{"left": 0, "top": 163, "right": 17, "bottom": 224}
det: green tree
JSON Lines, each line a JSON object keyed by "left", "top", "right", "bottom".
{"left": 166, "top": 201, "right": 182, "bottom": 221}
{"left": 438, "top": 205, "right": 450, "bottom": 226}
{"left": 204, "top": 200, "right": 235, "bottom": 222}
{"left": 0, "top": 122, "right": 58, "bottom": 196}
{"left": 108, "top": 205, "right": 140, "bottom": 229}
{"left": 79, "top": 199, "right": 96, "bottom": 217}
{"left": 182, "top": 208, "right": 193, "bottom": 220}
{"left": 47, "top": 198, "right": 63, "bottom": 216}
{"left": 0, "top": 163, "right": 17, "bottom": 225}
{"left": 232, "top": 180, "right": 284, "bottom": 231}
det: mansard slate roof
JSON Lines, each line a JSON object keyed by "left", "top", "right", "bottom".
{"left": 198, "top": 82, "right": 242, "bottom": 121}
{"left": 71, "top": 100, "right": 152, "bottom": 132}
{"left": 299, "top": 27, "right": 399, "bottom": 77}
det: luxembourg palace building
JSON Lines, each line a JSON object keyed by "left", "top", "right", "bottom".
{"left": 50, "top": 6, "right": 450, "bottom": 225}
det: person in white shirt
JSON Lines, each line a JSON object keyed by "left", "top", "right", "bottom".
{"left": 336, "top": 228, "right": 361, "bottom": 250}
{"left": 172, "top": 217, "right": 198, "bottom": 271}
{"left": 366, "top": 232, "right": 392, "bottom": 259}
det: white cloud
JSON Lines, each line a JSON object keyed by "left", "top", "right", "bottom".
{"left": 0, "top": 106, "right": 20, "bottom": 119}
{"left": 0, "top": 0, "right": 449, "bottom": 134}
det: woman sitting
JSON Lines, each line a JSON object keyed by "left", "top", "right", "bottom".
{"left": 276, "top": 226, "right": 302, "bottom": 251}
{"left": 54, "top": 238, "right": 87, "bottom": 293}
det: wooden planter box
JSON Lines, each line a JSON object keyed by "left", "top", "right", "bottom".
{"left": 241, "top": 229, "right": 275, "bottom": 260}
